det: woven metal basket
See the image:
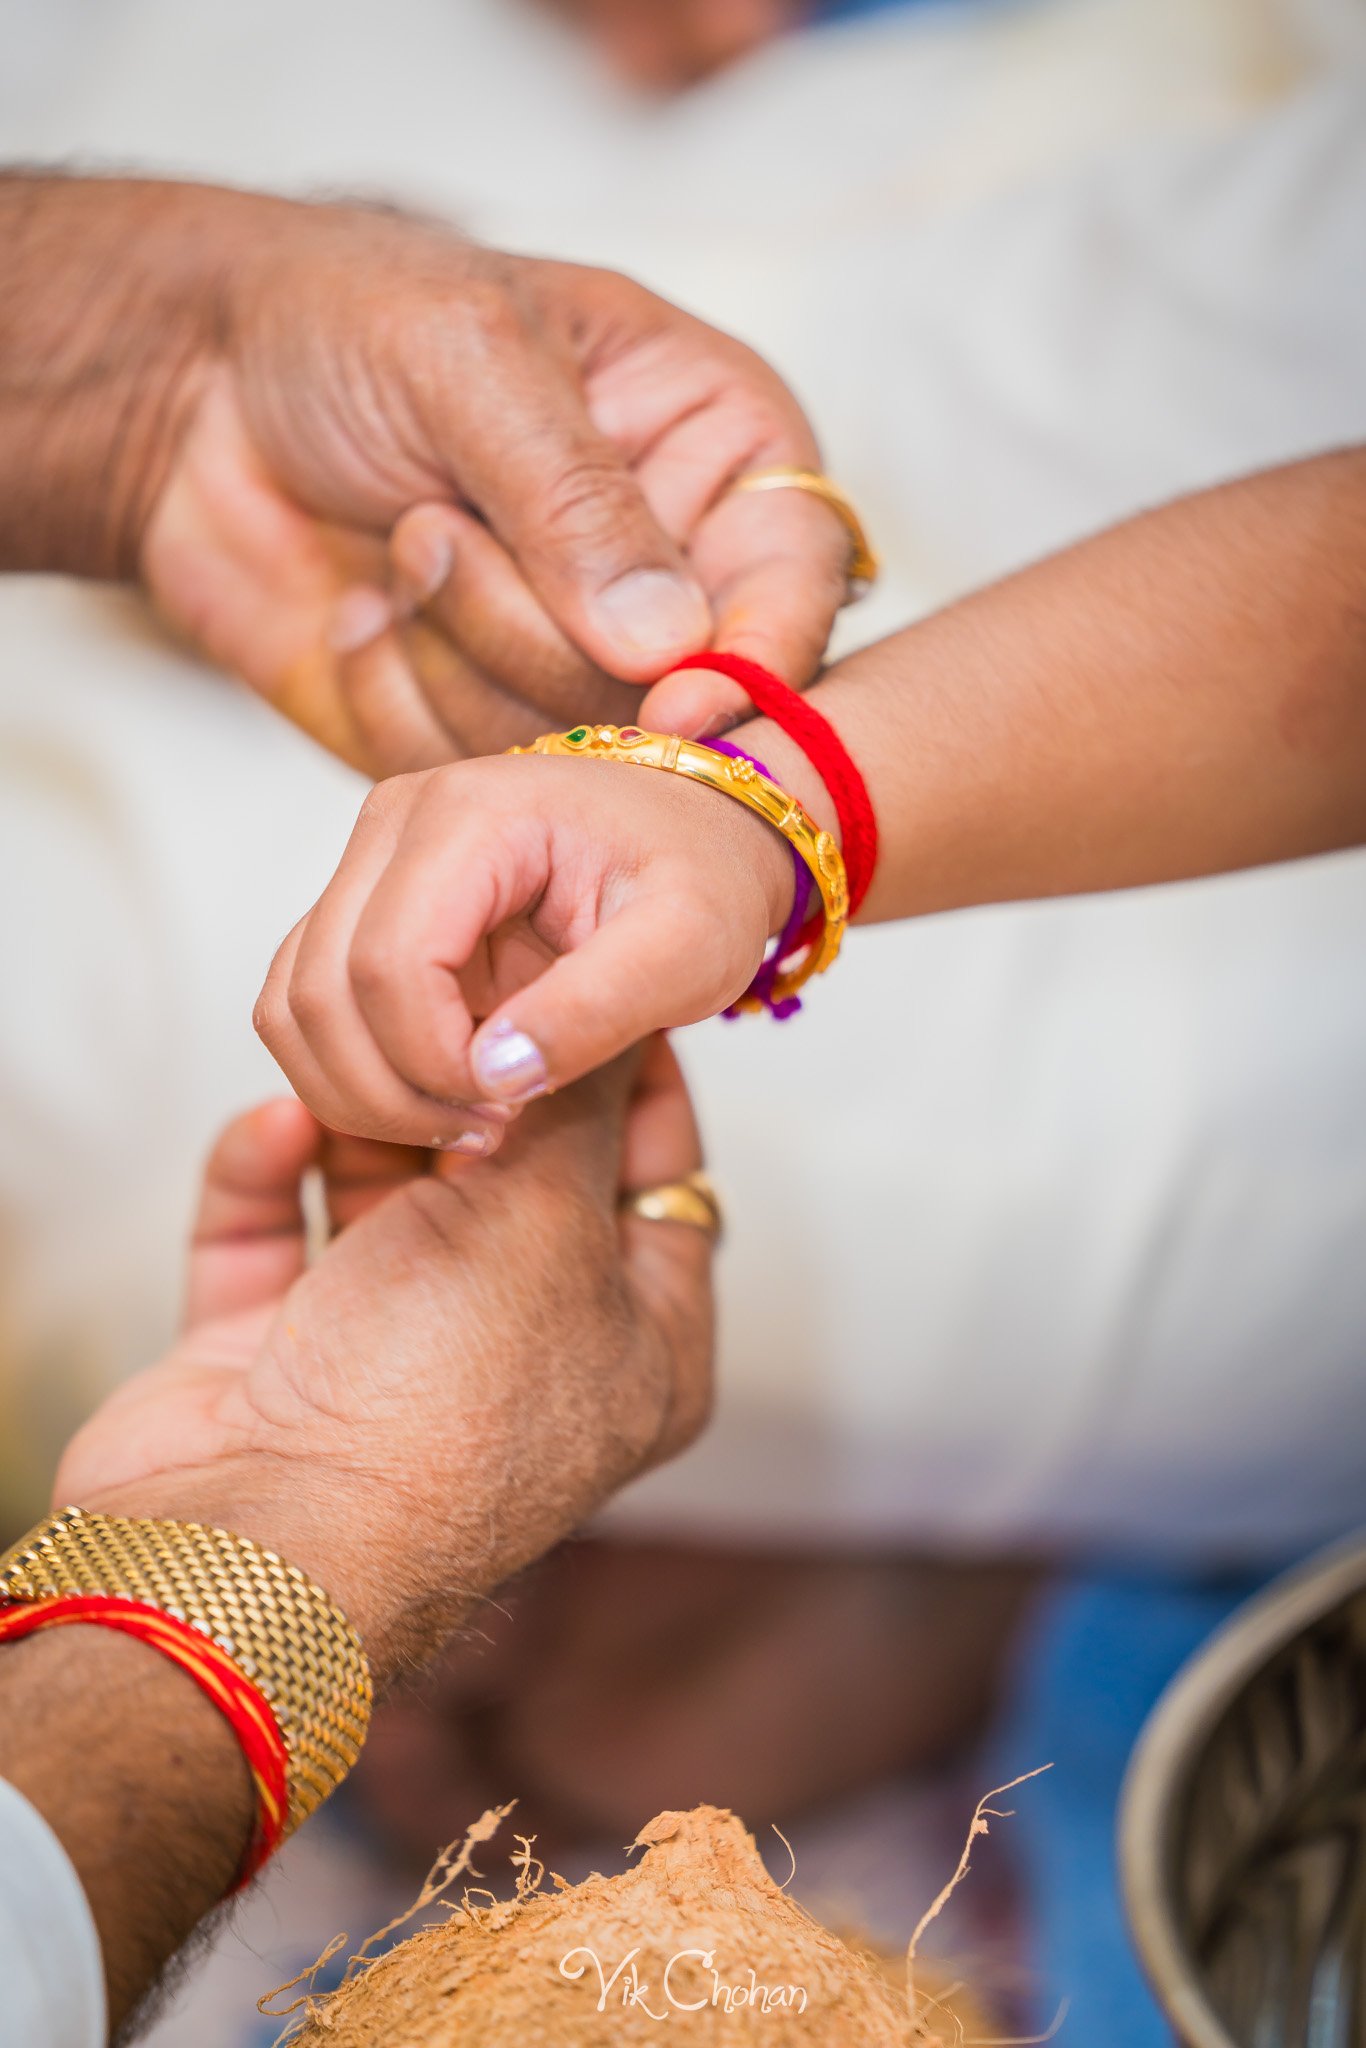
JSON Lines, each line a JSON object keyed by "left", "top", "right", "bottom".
{"left": 1120, "top": 1537, "right": 1366, "bottom": 2048}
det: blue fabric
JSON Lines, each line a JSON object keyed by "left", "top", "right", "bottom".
{"left": 995, "top": 1567, "right": 1280, "bottom": 2046}
{"left": 810, "top": 0, "right": 964, "bottom": 17}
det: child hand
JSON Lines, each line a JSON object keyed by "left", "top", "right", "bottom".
{"left": 253, "top": 752, "right": 795, "bottom": 1150}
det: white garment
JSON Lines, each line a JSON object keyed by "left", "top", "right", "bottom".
{"left": 1, "top": 0, "right": 1365, "bottom": 1560}
{"left": 0, "top": 1777, "right": 104, "bottom": 2048}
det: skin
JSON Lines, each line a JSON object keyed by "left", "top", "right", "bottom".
{"left": 0, "top": 172, "right": 849, "bottom": 780}
{"left": 0, "top": 1044, "right": 714, "bottom": 2033}
{"left": 258, "top": 445, "right": 1366, "bottom": 1142}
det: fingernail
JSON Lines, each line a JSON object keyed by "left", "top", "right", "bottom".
{"left": 696, "top": 711, "right": 739, "bottom": 741}
{"left": 328, "top": 586, "right": 392, "bottom": 654}
{"left": 435, "top": 1128, "right": 491, "bottom": 1156}
{"left": 593, "top": 569, "right": 707, "bottom": 657}
{"left": 471, "top": 1021, "right": 549, "bottom": 1104}
{"left": 403, "top": 531, "right": 453, "bottom": 606}
{"left": 436, "top": 1097, "right": 515, "bottom": 1123}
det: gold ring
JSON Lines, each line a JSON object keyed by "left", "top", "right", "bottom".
{"left": 731, "top": 466, "right": 880, "bottom": 596}
{"left": 621, "top": 1170, "right": 724, "bottom": 1242}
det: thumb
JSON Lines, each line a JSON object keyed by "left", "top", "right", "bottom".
{"left": 185, "top": 1098, "right": 323, "bottom": 1327}
{"left": 468, "top": 896, "right": 760, "bottom": 1104}
{"left": 439, "top": 330, "right": 711, "bottom": 683}
{"left": 618, "top": 1036, "right": 715, "bottom": 1467}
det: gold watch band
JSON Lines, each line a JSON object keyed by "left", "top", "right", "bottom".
{"left": 0, "top": 1507, "right": 372, "bottom": 1835}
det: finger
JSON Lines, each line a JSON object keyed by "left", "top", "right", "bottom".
{"left": 638, "top": 489, "right": 850, "bottom": 737}
{"left": 402, "top": 616, "right": 556, "bottom": 755}
{"left": 392, "top": 503, "right": 641, "bottom": 734}
{"left": 319, "top": 1127, "right": 434, "bottom": 1233}
{"left": 254, "top": 792, "right": 512, "bottom": 1153}
{"left": 393, "top": 501, "right": 598, "bottom": 716}
{"left": 328, "top": 588, "right": 461, "bottom": 773}
{"left": 618, "top": 1033, "right": 704, "bottom": 1193}
{"left": 637, "top": 664, "right": 748, "bottom": 740}
{"left": 185, "top": 1097, "right": 323, "bottom": 1326}
{"left": 617, "top": 1038, "right": 715, "bottom": 1464}
{"left": 469, "top": 1050, "right": 642, "bottom": 1213}
{"left": 586, "top": 329, "right": 846, "bottom": 717}
{"left": 469, "top": 890, "right": 757, "bottom": 1105}
{"left": 344, "top": 787, "right": 555, "bottom": 1109}
{"left": 699, "top": 486, "right": 851, "bottom": 683}
{"left": 427, "top": 322, "right": 711, "bottom": 681}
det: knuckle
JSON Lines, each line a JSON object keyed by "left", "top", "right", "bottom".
{"left": 251, "top": 994, "right": 279, "bottom": 1046}
{"left": 537, "top": 458, "right": 645, "bottom": 554}
{"left": 348, "top": 932, "right": 402, "bottom": 1003}
{"left": 286, "top": 970, "right": 332, "bottom": 1037}
{"left": 452, "top": 275, "right": 525, "bottom": 353}
{"left": 355, "top": 785, "right": 395, "bottom": 835}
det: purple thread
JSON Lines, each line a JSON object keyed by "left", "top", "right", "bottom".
{"left": 709, "top": 738, "right": 810, "bottom": 1020}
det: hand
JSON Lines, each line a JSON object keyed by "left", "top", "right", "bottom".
{"left": 53, "top": 1040, "right": 714, "bottom": 1677}
{"left": 136, "top": 190, "right": 849, "bottom": 767}
{"left": 253, "top": 752, "right": 794, "bottom": 1149}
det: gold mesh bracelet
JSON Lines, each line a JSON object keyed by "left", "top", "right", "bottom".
{"left": 0, "top": 1506, "right": 372, "bottom": 1835}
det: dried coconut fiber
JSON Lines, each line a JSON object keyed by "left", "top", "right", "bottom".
{"left": 270, "top": 1803, "right": 1002, "bottom": 2046}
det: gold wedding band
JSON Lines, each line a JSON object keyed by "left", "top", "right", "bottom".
{"left": 732, "top": 466, "right": 880, "bottom": 596}
{"left": 621, "top": 1171, "right": 725, "bottom": 1242}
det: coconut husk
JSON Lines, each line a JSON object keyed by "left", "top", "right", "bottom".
{"left": 271, "top": 1804, "right": 990, "bottom": 2046}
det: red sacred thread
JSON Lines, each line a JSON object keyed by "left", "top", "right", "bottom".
{"left": 664, "top": 651, "right": 877, "bottom": 952}
{"left": 0, "top": 1595, "right": 289, "bottom": 1887}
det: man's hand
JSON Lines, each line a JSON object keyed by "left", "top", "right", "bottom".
{"left": 53, "top": 1039, "right": 714, "bottom": 1677}
{"left": 1, "top": 175, "right": 850, "bottom": 768}
{"left": 7, "top": 1044, "right": 709, "bottom": 2031}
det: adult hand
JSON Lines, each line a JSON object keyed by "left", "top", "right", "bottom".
{"left": 53, "top": 1038, "right": 714, "bottom": 1676}
{"left": 0, "top": 177, "right": 850, "bottom": 767}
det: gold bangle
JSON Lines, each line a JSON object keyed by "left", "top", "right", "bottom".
{"left": 731, "top": 466, "right": 880, "bottom": 594}
{"left": 0, "top": 1507, "right": 372, "bottom": 1836}
{"left": 621, "top": 1170, "right": 725, "bottom": 1240}
{"left": 509, "top": 723, "right": 848, "bottom": 1009}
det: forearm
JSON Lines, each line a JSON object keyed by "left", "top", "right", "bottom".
{"left": 1, "top": 1627, "right": 252, "bottom": 2035}
{"left": 0, "top": 174, "right": 257, "bottom": 577}
{"left": 742, "top": 448, "right": 1366, "bottom": 920}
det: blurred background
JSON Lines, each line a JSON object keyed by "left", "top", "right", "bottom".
{"left": 2, "top": 0, "right": 1365, "bottom": 2040}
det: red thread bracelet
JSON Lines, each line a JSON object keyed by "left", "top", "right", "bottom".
{"left": 664, "top": 651, "right": 877, "bottom": 950}
{"left": 0, "top": 1595, "right": 289, "bottom": 1887}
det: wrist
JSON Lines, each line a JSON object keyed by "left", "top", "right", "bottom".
{"left": 71, "top": 1458, "right": 453, "bottom": 1691}
{"left": 727, "top": 716, "right": 840, "bottom": 933}
{"left": 748, "top": 800, "right": 803, "bottom": 937}
{"left": 0, "top": 176, "right": 266, "bottom": 577}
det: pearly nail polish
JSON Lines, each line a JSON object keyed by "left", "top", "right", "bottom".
{"left": 472, "top": 1021, "right": 549, "bottom": 1104}
{"left": 436, "top": 1128, "right": 490, "bottom": 1156}
{"left": 328, "top": 587, "right": 392, "bottom": 654}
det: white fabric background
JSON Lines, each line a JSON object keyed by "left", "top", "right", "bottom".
{"left": 1, "top": 0, "right": 1364, "bottom": 1559}
{"left": 0, "top": 1776, "right": 104, "bottom": 2048}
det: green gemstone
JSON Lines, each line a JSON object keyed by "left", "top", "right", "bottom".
{"left": 567, "top": 726, "right": 589, "bottom": 744}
